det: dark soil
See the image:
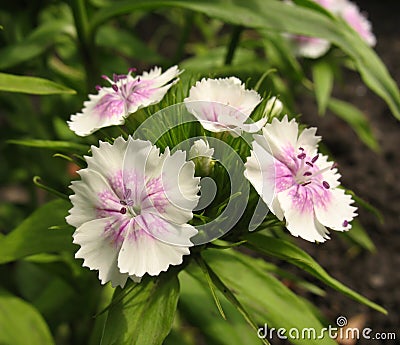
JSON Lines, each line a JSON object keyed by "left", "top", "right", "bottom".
{"left": 294, "top": 2, "right": 400, "bottom": 344}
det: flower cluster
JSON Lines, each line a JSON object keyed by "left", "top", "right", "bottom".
{"left": 67, "top": 66, "right": 357, "bottom": 285}
{"left": 290, "top": 0, "right": 376, "bottom": 58}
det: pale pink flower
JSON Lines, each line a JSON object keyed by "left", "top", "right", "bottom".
{"left": 184, "top": 77, "right": 267, "bottom": 135}
{"left": 66, "top": 137, "right": 200, "bottom": 287}
{"left": 290, "top": 0, "right": 376, "bottom": 58}
{"left": 68, "top": 66, "right": 181, "bottom": 136}
{"left": 244, "top": 116, "right": 357, "bottom": 242}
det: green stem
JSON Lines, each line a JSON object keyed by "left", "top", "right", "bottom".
{"left": 224, "top": 25, "right": 244, "bottom": 66}
{"left": 70, "top": 0, "right": 98, "bottom": 92}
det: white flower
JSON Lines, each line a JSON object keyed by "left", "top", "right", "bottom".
{"left": 188, "top": 139, "right": 214, "bottom": 175}
{"left": 66, "top": 137, "right": 200, "bottom": 287}
{"left": 244, "top": 115, "right": 357, "bottom": 242}
{"left": 264, "top": 96, "right": 284, "bottom": 118}
{"left": 68, "top": 66, "right": 181, "bottom": 136}
{"left": 184, "top": 77, "right": 267, "bottom": 135}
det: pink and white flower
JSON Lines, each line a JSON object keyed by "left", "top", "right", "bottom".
{"left": 290, "top": 0, "right": 375, "bottom": 58}
{"left": 184, "top": 77, "right": 267, "bottom": 135}
{"left": 244, "top": 116, "right": 357, "bottom": 242}
{"left": 66, "top": 137, "right": 200, "bottom": 287}
{"left": 68, "top": 66, "right": 181, "bottom": 136}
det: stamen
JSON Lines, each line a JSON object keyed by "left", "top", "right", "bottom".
{"left": 95, "top": 85, "right": 102, "bottom": 91}
{"left": 120, "top": 200, "right": 127, "bottom": 205}
{"left": 306, "top": 162, "right": 313, "bottom": 167}
{"left": 343, "top": 220, "right": 348, "bottom": 227}
{"left": 101, "top": 75, "right": 109, "bottom": 80}
{"left": 303, "top": 171, "right": 312, "bottom": 176}
{"left": 128, "top": 67, "right": 137, "bottom": 73}
{"left": 299, "top": 147, "right": 304, "bottom": 151}
{"left": 112, "top": 84, "right": 119, "bottom": 92}
{"left": 322, "top": 181, "right": 330, "bottom": 189}
{"left": 302, "top": 181, "right": 311, "bottom": 186}
{"left": 297, "top": 153, "right": 306, "bottom": 160}
{"left": 120, "top": 207, "right": 127, "bottom": 214}
{"left": 113, "top": 73, "right": 118, "bottom": 83}
{"left": 311, "top": 154, "right": 319, "bottom": 163}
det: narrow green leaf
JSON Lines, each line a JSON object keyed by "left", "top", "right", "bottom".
{"left": 339, "top": 220, "right": 376, "bottom": 252}
{"left": 312, "top": 60, "right": 334, "bottom": 115}
{"left": 0, "top": 22, "right": 69, "bottom": 70}
{"left": 245, "top": 233, "right": 386, "bottom": 314}
{"left": 0, "top": 288, "right": 55, "bottom": 345}
{"left": 8, "top": 139, "right": 88, "bottom": 153}
{"left": 328, "top": 98, "right": 379, "bottom": 151}
{"left": 0, "top": 73, "right": 76, "bottom": 95}
{"left": 0, "top": 200, "right": 75, "bottom": 264}
{"left": 203, "top": 248, "right": 336, "bottom": 345}
{"left": 195, "top": 256, "right": 226, "bottom": 320}
{"left": 348, "top": 189, "right": 384, "bottom": 223}
{"left": 179, "top": 269, "right": 262, "bottom": 345}
{"left": 100, "top": 274, "right": 179, "bottom": 345}
{"left": 198, "top": 255, "right": 271, "bottom": 345}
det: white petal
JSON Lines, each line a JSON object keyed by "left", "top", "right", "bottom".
{"left": 66, "top": 168, "right": 118, "bottom": 228}
{"left": 140, "top": 65, "right": 181, "bottom": 88}
{"left": 86, "top": 137, "right": 127, "bottom": 179}
{"left": 157, "top": 150, "right": 200, "bottom": 224}
{"left": 258, "top": 115, "right": 299, "bottom": 158}
{"left": 73, "top": 217, "right": 129, "bottom": 288}
{"left": 117, "top": 220, "right": 192, "bottom": 277}
{"left": 314, "top": 188, "right": 357, "bottom": 231}
{"left": 278, "top": 187, "right": 330, "bottom": 242}
{"left": 297, "top": 127, "right": 321, "bottom": 149}
{"left": 295, "top": 37, "right": 330, "bottom": 59}
{"left": 68, "top": 89, "right": 126, "bottom": 137}
{"left": 244, "top": 141, "right": 276, "bottom": 206}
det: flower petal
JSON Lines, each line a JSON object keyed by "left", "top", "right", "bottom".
{"left": 68, "top": 89, "right": 126, "bottom": 137}
{"left": 117, "top": 217, "right": 192, "bottom": 277}
{"left": 314, "top": 188, "right": 357, "bottom": 231}
{"left": 73, "top": 217, "right": 129, "bottom": 287}
{"left": 278, "top": 186, "right": 330, "bottom": 242}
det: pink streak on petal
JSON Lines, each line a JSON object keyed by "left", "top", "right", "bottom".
{"left": 94, "top": 93, "right": 124, "bottom": 119}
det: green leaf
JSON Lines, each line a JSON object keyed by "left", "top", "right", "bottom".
{"left": 0, "top": 21, "right": 71, "bottom": 70}
{"left": 90, "top": 0, "right": 400, "bottom": 120}
{"left": 0, "top": 73, "right": 76, "bottom": 95}
{"left": 179, "top": 269, "right": 262, "bottom": 345}
{"left": 0, "top": 288, "right": 55, "bottom": 345}
{"left": 8, "top": 139, "right": 88, "bottom": 153}
{"left": 100, "top": 274, "right": 179, "bottom": 345}
{"left": 245, "top": 233, "right": 386, "bottom": 314}
{"left": 203, "top": 248, "right": 336, "bottom": 345}
{"left": 0, "top": 200, "right": 75, "bottom": 264}
{"left": 312, "top": 60, "right": 334, "bottom": 115}
{"left": 328, "top": 98, "right": 379, "bottom": 151}
{"left": 339, "top": 220, "right": 376, "bottom": 252}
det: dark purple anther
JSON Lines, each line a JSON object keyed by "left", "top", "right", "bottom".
{"left": 306, "top": 162, "right": 313, "bottom": 167}
{"left": 112, "top": 84, "right": 119, "bottom": 92}
{"left": 129, "top": 67, "right": 137, "bottom": 73}
{"left": 322, "top": 181, "right": 330, "bottom": 189}
{"left": 297, "top": 153, "right": 306, "bottom": 160}
{"left": 120, "top": 207, "right": 127, "bottom": 214}
{"left": 95, "top": 85, "right": 102, "bottom": 91}
{"left": 302, "top": 181, "right": 311, "bottom": 186}
{"left": 303, "top": 171, "right": 312, "bottom": 176}
{"left": 311, "top": 154, "right": 319, "bottom": 163}
{"left": 120, "top": 200, "right": 127, "bottom": 205}
{"left": 343, "top": 220, "right": 349, "bottom": 227}
{"left": 299, "top": 147, "right": 304, "bottom": 151}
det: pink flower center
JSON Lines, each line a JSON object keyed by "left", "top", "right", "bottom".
{"left": 293, "top": 147, "right": 333, "bottom": 190}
